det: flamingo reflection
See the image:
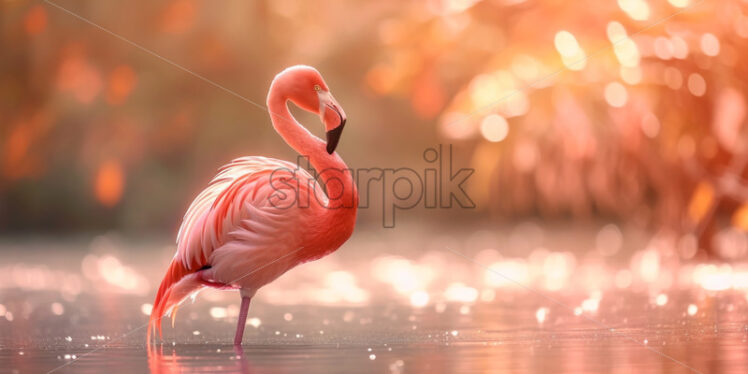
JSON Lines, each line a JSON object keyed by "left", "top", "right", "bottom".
{"left": 147, "top": 344, "right": 252, "bottom": 373}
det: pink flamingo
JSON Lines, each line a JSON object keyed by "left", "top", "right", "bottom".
{"left": 148, "top": 66, "right": 357, "bottom": 345}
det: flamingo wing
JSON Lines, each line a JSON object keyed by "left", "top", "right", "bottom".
{"left": 176, "top": 156, "right": 322, "bottom": 268}
{"left": 149, "top": 156, "right": 321, "bottom": 339}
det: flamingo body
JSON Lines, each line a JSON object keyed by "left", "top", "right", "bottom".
{"left": 148, "top": 66, "right": 357, "bottom": 343}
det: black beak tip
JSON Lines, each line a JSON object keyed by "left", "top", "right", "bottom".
{"left": 325, "top": 120, "right": 345, "bottom": 155}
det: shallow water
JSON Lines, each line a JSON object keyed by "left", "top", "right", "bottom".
{"left": 4, "top": 291, "right": 748, "bottom": 374}
{"left": 2, "top": 225, "right": 748, "bottom": 373}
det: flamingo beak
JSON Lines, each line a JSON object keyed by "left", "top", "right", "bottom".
{"left": 325, "top": 107, "right": 345, "bottom": 154}
{"left": 319, "top": 90, "right": 346, "bottom": 154}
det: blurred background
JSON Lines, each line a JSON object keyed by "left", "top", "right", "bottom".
{"left": 1, "top": 0, "right": 746, "bottom": 258}
{"left": 2, "top": 1, "right": 748, "bottom": 372}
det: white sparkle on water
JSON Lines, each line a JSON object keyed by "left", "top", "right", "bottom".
{"left": 536, "top": 307, "right": 550, "bottom": 324}
{"left": 247, "top": 317, "right": 261, "bottom": 328}
{"left": 209, "top": 307, "right": 228, "bottom": 319}
{"left": 687, "top": 304, "right": 698, "bottom": 316}
{"left": 655, "top": 294, "right": 668, "bottom": 306}
{"left": 140, "top": 303, "right": 153, "bottom": 316}
{"left": 410, "top": 291, "right": 429, "bottom": 308}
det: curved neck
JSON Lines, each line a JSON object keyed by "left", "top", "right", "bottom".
{"left": 267, "top": 90, "right": 358, "bottom": 211}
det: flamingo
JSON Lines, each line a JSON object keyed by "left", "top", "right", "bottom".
{"left": 148, "top": 65, "right": 357, "bottom": 345}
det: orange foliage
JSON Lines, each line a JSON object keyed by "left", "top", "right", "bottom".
{"left": 733, "top": 204, "right": 748, "bottom": 231}
{"left": 160, "top": 0, "right": 196, "bottom": 34}
{"left": 365, "top": 65, "right": 396, "bottom": 95}
{"left": 687, "top": 182, "right": 714, "bottom": 224}
{"left": 4, "top": 124, "right": 34, "bottom": 180}
{"left": 24, "top": 6, "right": 47, "bottom": 36}
{"left": 5, "top": 125, "right": 31, "bottom": 169}
{"left": 94, "top": 160, "right": 125, "bottom": 207}
{"left": 106, "top": 65, "right": 137, "bottom": 105}
{"left": 57, "top": 53, "right": 102, "bottom": 104}
{"left": 3, "top": 115, "right": 49, "bottom": 180}
{"left": 411, "top": 70, "right": 446, "bottom": 119}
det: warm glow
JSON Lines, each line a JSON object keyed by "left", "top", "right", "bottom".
{"left": 614, "top": 38, "right": 640, "bottom": 67}
{"left": 484, "top": 260, "right": 529, "bottom": 287}
{"left": 655, "top": 293, "right": 668, "bottom": 306}
{"left": 106, "top": 65, "right": 137, "bottom": 105}
{"left": 371, "top": 256, "right": 434, "bottom": 295}
{"left": 209, "top": 306, "right": 228, "bottom": 319}
{"left": 160, "top": 0, "right": 196, "bottom": 34}
{"left": 604, "top": 82, "right": 628, "bottom": 107}
{"left": 542, "top": 252, "right": 574, "bottom": 291}
{"left": 663, "top": 67, "right": 683, "bottom": 90}
{"left": 581, "top": 294, "right": 601, "bottom": 313}
{"left": 654, "top": 37, "right": 674, "bottom": 60}
{"left": 695, "top": 264, "right": 732, "bottom": 291}
{"left": 733, "top": 204, "right": 748, "bottom": 230}
{"left": 687, "top": 73, "right": 706, "bottom": 97}
{"left": 615, "top": 269, "right": 633, "bottom": 288}
{"left": 442, "top": 0, "right": 480, "bottom": 14}
{"left": 618, "top": 0, "right": 650, "bottom": 20}
{"left": 57, "top": 55, "right": 103, "bottom": 104}
{"left": 141, "top": 303, "right": 153, "bottom": 316}
{"left": 480, "top": 114, "right": 509, "bottom": 142}
{"left": 620, "top": 66, "right": 642, "bottom": 85}
{"left": 687, "top": 304, "right": 698, "bottom": 316}
{"left": 248, "top": 317, "right": 261, "bottom": 328}
{"left": 671, "top": 36, "right": 689, "bottom": 59}
{"left": 700, "top": 33, "right": 720, "bottom": 56}
{"left": 554, "top": 31, "right": 587, "bottom": 71}
{"left": 668, "top": 0, "right": 689, "bottom": 7}
{"left": 410, "top": 291, "right": 430, "bottom": 307}
{"left": 633, "top": 249, "right": 660, "bottom": 283}
{"left": 535, "top": 307, "right": 549, "bottom": 324}
{"left": 94, "top": 160, "right": 125, "bottom": 207}
{"left": 688, "top": 183, "right": 714, "bottom": 222}
{"left": 606, "top": 21, "right": 627, "bottom": 42}
{"left": 511, "top": 54, "right": 541, "bottom": 81}
{"left": 640, "top": 113, "right": 660, "bottom": 138}
{"left": 554, "top": 31, "right": 581, "bottom": 58}
{"left": 444, "top": 282, "right": 479, "bottom": 303}
{"left": 439, "top": 112, "right": 475, "bottom": 140}
{"left": 24, "top": 6, "right": 47, "bottom": 35}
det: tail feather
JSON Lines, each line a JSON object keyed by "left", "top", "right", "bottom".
{"left": 148, "top": 259, "right": 203, "bottom": 342}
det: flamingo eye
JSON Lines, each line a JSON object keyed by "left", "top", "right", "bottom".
{"left": 314, "top": 84, "right": 321, "bottom": 91}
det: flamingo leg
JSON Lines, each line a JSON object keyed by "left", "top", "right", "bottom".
{"left": 234, "top": 296, "right": 251, "bottom": 345}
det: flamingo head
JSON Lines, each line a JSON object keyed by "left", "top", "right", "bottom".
{"left": 279, "top": 65, "right": 347, "bottom": 154}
